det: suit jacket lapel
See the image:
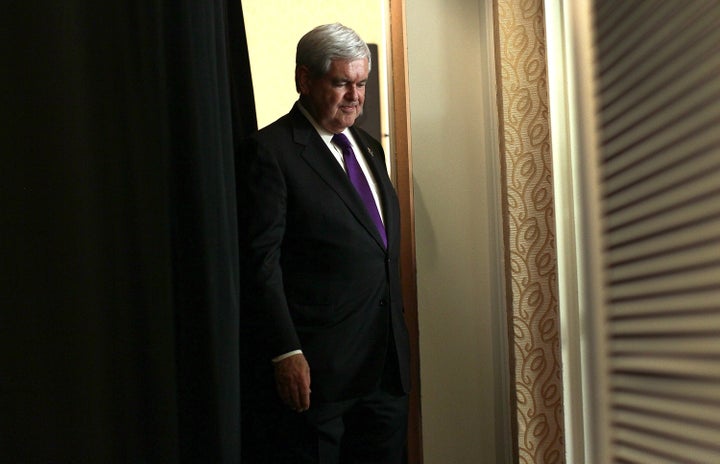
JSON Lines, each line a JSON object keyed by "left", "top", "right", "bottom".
{"left": 289, "top": 107, "right": 387, "bottom": 249}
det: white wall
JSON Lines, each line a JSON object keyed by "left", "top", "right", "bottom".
{"left": 405, "top": 0, "right": 509, "bottom": 462}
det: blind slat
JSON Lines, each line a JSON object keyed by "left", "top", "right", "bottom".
{"left": 605, "top": 196, "right": 720, "bottom": 249}
{"left": 613, "top": 374, "right": 720, "bottom": 404}
{"left": 613, "top": 427, "right": 720, "bottom": 463}
{"left": 613, "top": 412, "right": 720, "bottom": 451}
{"left": 612, "top": 357, "right": 720, "bottom": 380}
{"left": 611, "top": 336, "right": 720, "bottom": 356}
{"left": 608, "top": 265, "right": 720, "bottom": 301}
{"left": 614, "top": 445, "right": 694, "bottom": 464}
{"left": 610, "top": 311, "right": 720, "bottom": 334}
{"left": 608, "top": 241, "right": 720, "bottom": 283}
{"left": 604, "top": 97, "right": 720, "bottom": 176}
{"left": 611, "top": 291, "right": 720, "bottom": 318}
{"left": 608, "top": 217, "right": 720, "bottom": 265}
{"left": 605, "top": 147, "right": 720, "bottom": 217}
{"left": 614, "top": 391, "right": 720, "bottom": 428}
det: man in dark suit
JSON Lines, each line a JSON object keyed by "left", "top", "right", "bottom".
{"left": 240, "top": 23, "right": 410, "bottom": 464}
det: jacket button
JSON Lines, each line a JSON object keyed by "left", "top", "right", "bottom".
{"left": 379, "top": 299, "right": 387, "bottom": 306}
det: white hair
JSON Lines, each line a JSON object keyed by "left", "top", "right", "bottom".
{"left": 295, "top": 23, "right": 372, "bottom": 82}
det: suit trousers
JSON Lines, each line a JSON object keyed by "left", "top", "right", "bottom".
{"left": 242, "top": 342, "right": 408, "bottom": 464}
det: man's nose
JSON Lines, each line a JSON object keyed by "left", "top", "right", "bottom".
{"left": 345, "top": 85, "right": 359, "bottom": 100}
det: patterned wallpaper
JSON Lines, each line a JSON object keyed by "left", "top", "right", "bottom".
{"left": 494, "top": 0, "right": 565, "bottom": 462}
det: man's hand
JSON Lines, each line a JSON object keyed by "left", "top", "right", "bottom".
{"left": 274, "top": 353, "right": 311, "bottom": 412}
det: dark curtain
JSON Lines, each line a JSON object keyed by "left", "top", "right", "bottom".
{"left": 2, "top": 1, "right": 255, "bottom": 462}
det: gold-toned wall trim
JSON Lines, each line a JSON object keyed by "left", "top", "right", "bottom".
{"left": 494, "top": 1, "right": 565, "bottom": 462}
{"left": 388, "top": 0, "right": 423, "bottom": 462}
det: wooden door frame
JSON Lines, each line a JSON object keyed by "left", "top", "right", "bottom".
{"left": 387, "top": 1, "right": 423, "bottom": 462}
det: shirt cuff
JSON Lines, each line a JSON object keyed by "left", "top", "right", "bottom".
{"left": 272, "top": 350, "right": 303, "bottom": 363}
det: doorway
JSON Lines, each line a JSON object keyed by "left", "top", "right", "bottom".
{"left": 241, "top": 1, "right": 421, "bottom": 462}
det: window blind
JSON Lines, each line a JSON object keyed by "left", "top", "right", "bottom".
{"left": 593, "top": 1, "right": 720, "bottom": 462}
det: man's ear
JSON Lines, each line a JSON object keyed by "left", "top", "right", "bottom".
{"left": 296, "top": 65, "right": 311, "bottom": 95}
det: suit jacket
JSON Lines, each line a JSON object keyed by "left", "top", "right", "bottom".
{"left": 241, "top": 103, "right": 410, "bottom": 403}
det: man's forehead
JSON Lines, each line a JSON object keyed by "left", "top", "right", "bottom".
{"left": 329, "top": 57, "right": 368, "bottom": 67}
{"left": 326, "top": 58, "right": 369, "bottom": 75}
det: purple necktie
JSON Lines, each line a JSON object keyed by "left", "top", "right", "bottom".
{"left": 332, "top": 133, "right": 387, "bottom": 247}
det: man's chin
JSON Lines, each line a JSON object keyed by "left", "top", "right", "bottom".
{"left": 341, "top": 112, "right": 361, "bottom": 128}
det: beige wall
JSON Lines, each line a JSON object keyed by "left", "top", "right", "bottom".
{"left": 406, "top": 0, "right": 509, "bottom": 463}
{"left": 243, "top": 0, "right": 387, "bottom": 131}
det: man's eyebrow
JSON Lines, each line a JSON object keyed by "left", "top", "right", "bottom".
{"left": 331, "top": 78, "right": 368, "bottom": 84}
